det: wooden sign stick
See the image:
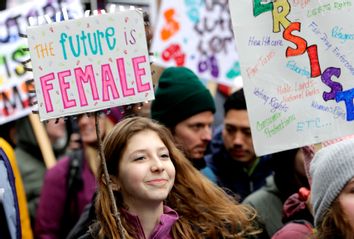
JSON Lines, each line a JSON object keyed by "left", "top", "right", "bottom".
{"left": 28, "top": 113, "right": 56, "bottom": 169}
{"left": 94, "top": 112, "right": 125, "bottom": 238}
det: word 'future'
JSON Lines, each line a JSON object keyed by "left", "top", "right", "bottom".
{"left": 59, "top": 26, "right": 126, "bottom": 60}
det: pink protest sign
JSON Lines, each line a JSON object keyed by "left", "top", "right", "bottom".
{"left": 27, "top": 10, "right": 153, "bottom": 121}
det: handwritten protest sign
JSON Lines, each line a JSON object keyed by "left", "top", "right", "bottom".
{"left": 0, "top": 0, "right": 82, "bottom": 125}
{"left": 27, "top": 10, "right": 153, "bottom": 121}
{"left": 150, "top": 0, "right": 241, "bottom": 86}
{"left": 229, "top": 0, "right": 354, "bottom": 155}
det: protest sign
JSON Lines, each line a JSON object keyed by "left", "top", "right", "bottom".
{"left": 27, "top": 10, "right": 154, "bottom": 121}
{"left": 229, "top": 0, "right": 354, "bottom": 155}
{"left": 151, "top": 0, "right": 241, "bottom": 87}
{"left": 0, "top": 0, "right": 82, "bottom": 125}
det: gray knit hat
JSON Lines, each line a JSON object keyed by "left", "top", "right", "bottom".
{"left": 310, "top": 138, "right": 354, "bottom": 227}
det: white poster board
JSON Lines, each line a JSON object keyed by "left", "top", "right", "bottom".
{"left": 151, "top": 0, "right": 242, "bottom": 86}
{"left": 0, "top": 0, "right": 82, "bottom": 125}
{"left": 27, "top": 10, "right": 154, "bottom": 121}
{"left": 229, "top": 0, "right": 354, "bottom": 155}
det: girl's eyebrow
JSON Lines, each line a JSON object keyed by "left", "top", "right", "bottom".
{"left": 158, "top": 146, "right": 168, "bottom": 151}
{"left": 129, "top": 146, "right": 168, "bottom": 155}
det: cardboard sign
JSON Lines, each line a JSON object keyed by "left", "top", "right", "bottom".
{"left": 0, "top": 0, "right": 83, "bottom": 125}
{"left": 27, "top": 10, "right": 154, "bottom": 121}
{"left": 229, "top": 0, "right": 354, "bottom": 155}
{"left": 150, "top": 0, "right": 242, "bottom": 86}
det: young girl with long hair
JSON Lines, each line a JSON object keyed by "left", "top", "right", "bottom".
{"left": 90, "top": 117, "right": 262, "bottom": 239}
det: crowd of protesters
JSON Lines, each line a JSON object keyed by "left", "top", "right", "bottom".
{"left": 3, "top": 61, "right": 354, "bottom": 238}
{"left": 2, "top": 3, "right": 354, "bottom": 239}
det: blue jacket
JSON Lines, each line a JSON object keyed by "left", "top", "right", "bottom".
{"left": 0, "top": 147, "right": 20, "bottom": 239}
{"left": 205, "top": 127, "right": 273, "bottom": 201}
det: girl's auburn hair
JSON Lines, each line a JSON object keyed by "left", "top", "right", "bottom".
{"left": 317, "top": 198, "right": 354, "bottom": 239}
{"left": 94, "top": 117, "right": 262, "bottom": 239}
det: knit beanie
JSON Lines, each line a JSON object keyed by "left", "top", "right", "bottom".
{"left": 151, "top": 67, "right": 215, "bottom": 128}
{"left": 303, "top": 134, "right": 354, "bottom": 186}
{"left": 310, "top": 138, "right": 354, "bottom": 227}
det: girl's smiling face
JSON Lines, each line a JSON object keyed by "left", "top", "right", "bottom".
{"left": 117, "top": 130, "right": 175, "bottom": 209}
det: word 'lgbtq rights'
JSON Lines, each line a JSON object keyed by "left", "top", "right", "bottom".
{"left": 253, "top": 0, "right": 354, "bottom": 121}
{"left": 27, "top": 11, "right": 152, "bottom": 119}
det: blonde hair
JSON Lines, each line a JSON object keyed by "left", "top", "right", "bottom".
{"left": 95, "top": 117, "right": 260, "bottom": 238}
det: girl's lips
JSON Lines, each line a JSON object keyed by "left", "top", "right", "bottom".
{"left": 145, "top": 178, "right": 168, "bottom": 185}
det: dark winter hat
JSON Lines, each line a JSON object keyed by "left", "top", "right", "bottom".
{"left": 151, "top": 67, "right": 215, "bottom": 128}
{"left": 310, "top": 138, "right": 354, "bottom": 227}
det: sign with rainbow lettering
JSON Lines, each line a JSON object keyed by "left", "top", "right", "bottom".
{"left": 150, "top": 0, "right": 241, "bottom": 86}
{"left": 27, "top": 10, "right": 153, "bottom": 121}
{"left": 229, "top": 0, "right": 354, "bottom": 155}
{"left": 0, "top": 0, "right": 82, "bottom": 125}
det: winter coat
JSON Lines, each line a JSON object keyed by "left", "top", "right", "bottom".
{"left": 0, "top": 137, "right": 33, "bottom": 239}
{"left": 15, "top": 117, "right": 47, "bottom": 225}
{"left": 243, "top": 176, "right": 283, "bottom": 237}
{"left": 272, "top": 221, "right": 314, "bottom": 239}
{"left": 76, "top": 206, "right": 178, "bottom": 239}
{"left": 205, "top": 127, "right": 273, "bottom": 201}
{"left": 35, "top": 152, "right": 96, "bottom": 239}
{"left": 69, "top": 201, "right": 269, "bottom": 239}
{"left": 191, "top": 157, "right": 217, "bottom": 184}
{"left": 122, "top": 206, "right": 178, "bottom": 239}
{"left": 271, "top": 190, "right": 314, "bottom": 239}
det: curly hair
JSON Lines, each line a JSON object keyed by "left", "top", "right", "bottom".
{"left": 95, "top": 117, "right": 261, "bottom": 238}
